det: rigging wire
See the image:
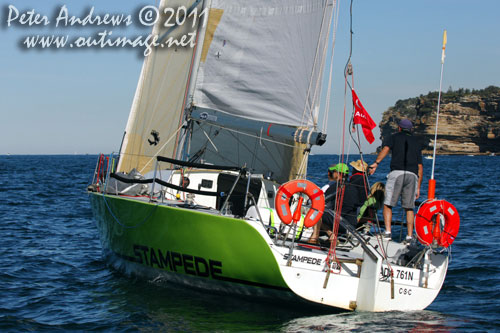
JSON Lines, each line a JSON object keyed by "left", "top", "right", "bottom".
{"left": 321, "top": 0, "right": 341, "bottom": 134}
{"left": 193, "top": 120, "right": 298, "bottom": 149}
{"left": 324, "top": 0, "right": 355, "bottom": 270}
{"left": 343, "top": 0, "right": 354, "bottom": 92}
{"left": 194, "top": 122, "right": 287, "bottom": 175}
{"left": 326, "top": 75, "right": 350, "bottom": 269}
{"left": 309, "top": 0, "right": 338, "bottom": 129}
{"left": 431, "top": 30, "right": 448, "bottom": 180}
{"left": 139, "top": 124, "right": 185, "bottom": 174}
{"left": 325, "top": 0, "right": 395, "bottom": 278}
{"left": 300, "top": 0, "right": 333, "bottom": 128}
{"left": 174, "top": 9, "right": 203, "bottom": 161}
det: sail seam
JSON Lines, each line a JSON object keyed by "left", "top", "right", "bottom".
{"left": 309, "top": 0, "right": 333, "bottom": 127}
{"left": 300, "top": 0, "right": 332, "bottom": 128}
{"left": 199, "top": 124, "right": 288, "bottom": 172}
{"left": 195, "top": 122, "right": 297, "bottom": 148}
{"left": 322, "top": 0, "right": 340, "bottom": 134}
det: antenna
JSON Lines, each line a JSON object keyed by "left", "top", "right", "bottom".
{"left": 428, "top": 30, "right": 447, "bottom": 200}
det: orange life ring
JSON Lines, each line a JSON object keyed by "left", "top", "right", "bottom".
{"left": 415, "top": 199, "right": 460, "bottom": 248}
{"left": 275, "top": 179, "right": 325, "bottom": 228}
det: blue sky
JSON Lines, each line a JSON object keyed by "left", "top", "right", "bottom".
{"left": 1, "top": 0, "right": 499, "bottom": 155}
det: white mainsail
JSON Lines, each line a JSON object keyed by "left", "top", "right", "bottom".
{"left": 192, "top": 0, "right": 333, "bottom": 127}
{"left": 118, "top": 0, "right": 335, "bottom": 183}
{"left": 186, "top": 0, "right": 334, "bottom": 182}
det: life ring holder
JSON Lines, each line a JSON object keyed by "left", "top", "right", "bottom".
{"left": 275, "top": 179, "right": 325, "bottom": 228}
{"left": 415, "top": 199, "right": 460, "bottom": 248}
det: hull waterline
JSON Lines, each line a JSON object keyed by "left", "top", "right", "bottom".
{"left": 90, "top": 192, "right": 448, "bottom": 312}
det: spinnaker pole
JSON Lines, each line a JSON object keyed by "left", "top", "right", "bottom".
{"left": 428, "top": 30, "right": 447, "bottom": 200}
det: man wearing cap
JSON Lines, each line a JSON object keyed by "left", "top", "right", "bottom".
{"left": 369, "top": 118, "right": 423, "bottom": 242}
{"left": 308, "top": 163, "right": 349, "bottom": 244}
{"left": 322, "top": 163, "right": 349, "bottom": 193}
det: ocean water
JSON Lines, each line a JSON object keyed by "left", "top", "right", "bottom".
{"left": 1, "top": 154, "right": 499, "bottom": 332}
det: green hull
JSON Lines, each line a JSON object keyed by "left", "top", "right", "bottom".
{"left": 89, "top": 193, "right": 289, "bottom": 293}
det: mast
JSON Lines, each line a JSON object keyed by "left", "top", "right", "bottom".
{"left": 176, "top": 0, "right": 211, "bottom": 162}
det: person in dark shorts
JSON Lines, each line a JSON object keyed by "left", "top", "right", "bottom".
{"left": 369, "top": 119, "right": 423, "bottom": 242}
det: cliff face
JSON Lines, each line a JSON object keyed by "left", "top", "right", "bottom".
{"left": 379, "top": 86, "right": 500, "bottom": 154}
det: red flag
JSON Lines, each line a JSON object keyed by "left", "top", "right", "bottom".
{"left": 352, "top": 90, "right": 376, "bottom": 144}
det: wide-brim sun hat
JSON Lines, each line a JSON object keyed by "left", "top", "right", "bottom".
{"left": 398, "top": 118, "right": 413, "bottom": 129}
{"left": 329, "top": 163, "right": 349, "bottom": 174}
{"left": 350, "top": 160, "right": 368, "bottom": 172}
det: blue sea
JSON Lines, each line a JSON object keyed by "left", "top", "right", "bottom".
{"left": 1, "top": 154, "right": 499, "bottom": 332}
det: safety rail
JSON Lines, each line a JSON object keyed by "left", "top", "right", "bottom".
{"left": 109, "top": 172, "right": 222, "bottom": 197}
{"left": 89, "top": 154, "right": 257, "bottom": 219}
{"left": 89, "top": 154, "right": 378, "bottom": 269}
{"left": 91, "top": 153, "right": 117, "bottom": 193}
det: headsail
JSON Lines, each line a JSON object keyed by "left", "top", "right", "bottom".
{"left": 118, "top": 0, "right": 203, "bottom": 174}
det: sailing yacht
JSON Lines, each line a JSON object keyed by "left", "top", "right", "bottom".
{"left": 88, "top": 0, "right": 456, "bottom": 311}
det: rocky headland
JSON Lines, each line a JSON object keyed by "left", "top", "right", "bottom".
{"left": 379, "top": 86, "right": 500, "bottom": 155}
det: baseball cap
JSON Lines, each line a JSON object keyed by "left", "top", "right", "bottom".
{"left": 328, "top": 163, "right": 349, "bottom": 174}
{"left": 398, "top": 119, "right": 413, "bottom": 129}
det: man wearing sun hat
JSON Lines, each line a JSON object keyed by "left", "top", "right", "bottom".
{"left": 369, "top": 118, "right": 423, "bottom": 242}
{"left": 341, "top": 159, "right": 370, "bottom": 227}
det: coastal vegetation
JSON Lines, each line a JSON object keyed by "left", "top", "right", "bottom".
{"left": 379, "top": 86, "right": 500, "bottom": 155}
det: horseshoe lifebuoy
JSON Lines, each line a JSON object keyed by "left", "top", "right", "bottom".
{"left": 415, "top": 199, "right": 460, "bottom": 248}
{"left": 275, "top": 179, "right": 325, "bottom": 228}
